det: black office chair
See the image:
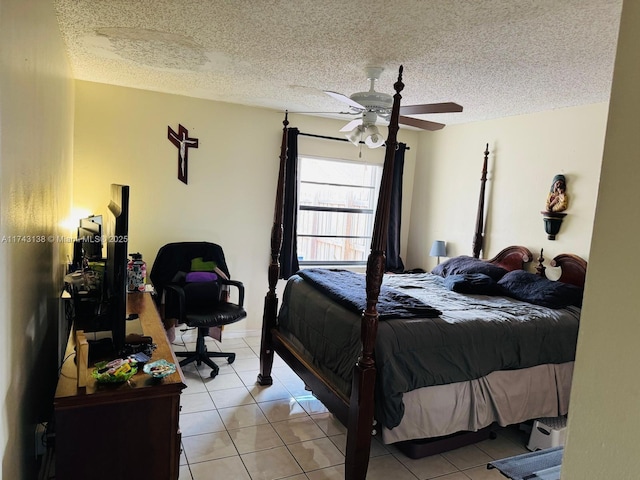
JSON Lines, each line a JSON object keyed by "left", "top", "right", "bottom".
{"left": 150, "top": 242, "right": 247, "bottom": 378}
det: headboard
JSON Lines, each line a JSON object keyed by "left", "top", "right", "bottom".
{"left": 487, "top": 246, "right": 533, "bottom": 271}
{"left": 551, "top": 254, "right": 588, "bottom": 288}
{"left": 533, "top": 249, "right": 588, "bottom": 287}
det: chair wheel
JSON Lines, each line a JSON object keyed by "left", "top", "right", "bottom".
{"left": 210, "top": 370, "right": 218, "bottom": 378}
{"left": 228, "top": 353, "right": 236, "bottom": 364}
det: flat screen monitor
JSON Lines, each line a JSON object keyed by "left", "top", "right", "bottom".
{"left": 77, "top": 215, "right": 103, "bottom": 260}
{"left": 105, "top": 184, "right": 130, "bottom": 352}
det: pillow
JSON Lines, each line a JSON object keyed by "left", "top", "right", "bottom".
{"left": 185, "top": 271, "right": 218, "bottom": 283}
{"left": 497, "top": 270, "right": 583, "bottom": 309}
{"left": 443, "top": 273, "right": 499, "bottom": 295}
{"left": 431, "top": 255, "right": 508, "bottom": 281}
{"left": 190, "top": 257, "right": 217, "bottom": 272}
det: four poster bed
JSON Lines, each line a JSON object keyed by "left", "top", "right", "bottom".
{"left": 257, "top": 67, "right": 587, "bottom": 479}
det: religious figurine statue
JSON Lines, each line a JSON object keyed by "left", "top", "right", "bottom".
{"left": 545, "top": 174, "right": 568, "bottom": 213}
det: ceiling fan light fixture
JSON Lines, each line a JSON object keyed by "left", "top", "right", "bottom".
{"left": 364, "top": 124, "right": 385, "bottom": 148}
{"left": 345, "top": 125, "right": 364, "bottom": 146}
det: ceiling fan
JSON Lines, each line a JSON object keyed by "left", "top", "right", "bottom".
{"left": 325, "top": 66, "right": 463, "bottom": 147}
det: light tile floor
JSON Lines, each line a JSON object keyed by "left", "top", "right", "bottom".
{"left": 172, "top": 327, "right": 531, "bottom": 480}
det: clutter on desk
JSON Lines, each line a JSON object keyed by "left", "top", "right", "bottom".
{"left": 92, "top": 357, "right": 138, "bottom": 383}
{"left": 91, "top": 351, "right": 151, "bottom": 383}
{"left": 143, "top": 359, "right": 176, "bottom": 379}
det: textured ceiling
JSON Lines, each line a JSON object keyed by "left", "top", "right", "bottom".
{"left": 53, "top": 0, "right": 623, "bottom": 128}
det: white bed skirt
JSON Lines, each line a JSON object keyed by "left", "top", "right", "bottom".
{"left": 382, "top": 362, "right": 573, "bottom": 444}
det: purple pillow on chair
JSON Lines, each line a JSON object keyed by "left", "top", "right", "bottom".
{"left": 185, "top": 271, "right": 218, "bottom": 283}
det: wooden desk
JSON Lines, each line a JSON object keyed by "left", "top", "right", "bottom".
{"left": 54, "top": 293, "right": 186, "bottom": 480}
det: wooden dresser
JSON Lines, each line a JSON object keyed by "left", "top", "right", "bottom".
{"left": 54, "top": 292, "right": 186, "bottom": 480}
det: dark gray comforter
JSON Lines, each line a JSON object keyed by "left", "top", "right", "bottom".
{"left": 277, "top": 272, "right": 580, "bottom": 430}
{"left": 297, "top": 268, "right": 441, "bottom": 319}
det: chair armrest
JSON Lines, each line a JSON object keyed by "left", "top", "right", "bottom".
{"left": 218, "top": 278, "right": 245, "bottom": 307}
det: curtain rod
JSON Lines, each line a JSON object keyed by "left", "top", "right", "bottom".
{"left": 297, "top": 131, "right": 410, "bottom": 150}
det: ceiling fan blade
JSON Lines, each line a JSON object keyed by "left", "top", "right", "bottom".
{"left": 339, "top": 118, "right": 363, "bottom": 132}
{"left": 324, "top": 91, "right": 366, "bottom": 110}
{"left": 399, "top": 116, "right": 446, "bottom": 131}
{"left": 400, "top": 102, "right": 463, "bottom": 115}
{"left": 288, "top": 110, "right": 359, "bottom": 115}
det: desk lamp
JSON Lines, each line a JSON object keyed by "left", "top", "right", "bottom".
{"left": 430, "top": 240, "right": 447, "bottom": 265}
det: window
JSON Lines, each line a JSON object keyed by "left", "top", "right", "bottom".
{"left": 297, "top": 156, "right": 382, "bottom": 265}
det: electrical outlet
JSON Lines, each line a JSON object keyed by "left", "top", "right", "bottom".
{"left": 35, "top": 423, "right": 47, "bottom": 457}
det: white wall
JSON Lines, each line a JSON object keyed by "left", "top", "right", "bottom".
{"left": 0, "top": 0, "right": 74, "bottom": 477}
{"left": 407, "top": 103, "right": 609, "bottom": 271}
{"left": 72, "top": 81, "right": 419, "bottom": 333}
{"left": 562, "top": 0, "right": 640, "bottom": 477}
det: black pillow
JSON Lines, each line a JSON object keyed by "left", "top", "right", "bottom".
{"left": 431, "top": 255, "right": 508, "bottom": 281}
{"left": 443, "top": 273, "right": 499, "bottom": 295}
{"left": 497, "top": 270, "right": 583, "bottom": 309}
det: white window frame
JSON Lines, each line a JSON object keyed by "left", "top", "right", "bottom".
{"left": 296, "top": 155, "right": 383, "bottom": 266}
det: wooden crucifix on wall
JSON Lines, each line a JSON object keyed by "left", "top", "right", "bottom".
{"left": 168, "top": 124, "right": 199, "bottom": 184}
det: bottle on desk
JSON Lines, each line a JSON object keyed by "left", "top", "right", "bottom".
{"left": 127, "top": 252, "right": 147, "bottom": 292}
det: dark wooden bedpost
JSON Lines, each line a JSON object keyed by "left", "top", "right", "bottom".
{"left": 472, "top": 144, "right": 489, "bottom": 258}
{"left": 345, "top": 67, "right": 404, "bottom": 480}
{"left": 258, "top": 112, "right": 289, "bottom": 386}
{"left": 536, "top": 248, "right": 547, "bottom": 277}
